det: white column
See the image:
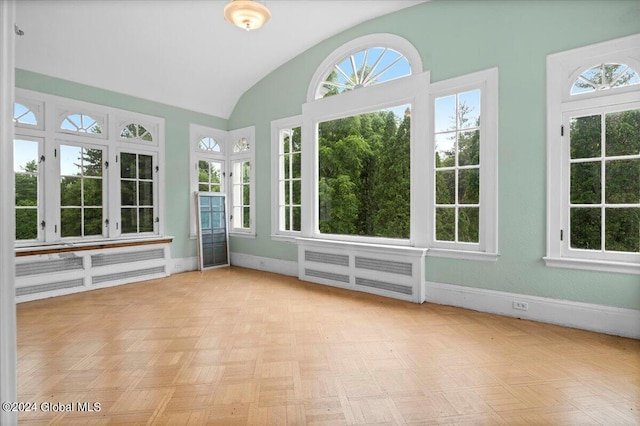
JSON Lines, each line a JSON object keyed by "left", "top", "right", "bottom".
{"left": 0, "top": 1, "right": 17, "bottom": 425}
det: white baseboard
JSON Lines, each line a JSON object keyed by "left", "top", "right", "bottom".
{"left": 230, "top": 252, "right": 298, "bottom": 277}
{"left": 425, "top": 281, "right": 640, "bottom": 339}
{"left": 170, "top": 256, "right": 198, "bottom": 274}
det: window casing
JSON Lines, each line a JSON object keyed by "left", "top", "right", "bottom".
{"left": 13, "top": 89, "right": 165, "bottom": 246}
{"left": 427, "top": 68, "right": 499, "bottom": 257}
{"left": 271, "top": 116, "right": 302, "bottom": 240}
{"left": 546, "top": 34, "right": 640, "bottom": 274}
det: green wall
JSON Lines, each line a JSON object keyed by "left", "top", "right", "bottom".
{"left": 16, "top": 69, "right": 228, "bottom": 261}
{"left": 228, "top": 0, "right": 640, "bottom": 309}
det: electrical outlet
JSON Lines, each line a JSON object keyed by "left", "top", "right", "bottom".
{"left": 513, "top": 300, "right": 528, "bottom": 311}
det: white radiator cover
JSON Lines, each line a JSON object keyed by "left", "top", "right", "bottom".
{"left": 297, "top": 238, "right": 427, "bottom": 303}
{"left": 15, "top": 242, "right": 170, "bottom": 303}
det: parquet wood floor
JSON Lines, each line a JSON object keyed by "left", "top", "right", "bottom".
{"left": 16, "top": 267, "right": 640, "bottom": 425}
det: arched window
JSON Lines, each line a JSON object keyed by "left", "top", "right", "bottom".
{"left": 316, "top": 47, "right": 411, "bottom": 99}
{"left": 233, "top": 137, "right": 250, "bottom": 153}
{"left": 570, "top": 63, "right": 639, "bottom": 95}
{"left": 60, "top": 113, "right": 102, "bottom": 134}
{"left": 198, "top": 136, "right": 221, "bottom": 152}
{"left": 307, "top": 33, "right": 423, "bottom": 102}
{"left": 13, "top": 103, "right": 38, "bottom": 126}
{"left": 120, "top": 123, "right": 153, "bottom": 142}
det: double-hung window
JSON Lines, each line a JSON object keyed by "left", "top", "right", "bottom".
{"left": 229, "top": 127, "right": 255, "bottom": 235}
{"left": 546, "top": 34, "right": 640, "bottom": 274}
{"left": 13, "top": 89, "right": 165, "bottom": 246}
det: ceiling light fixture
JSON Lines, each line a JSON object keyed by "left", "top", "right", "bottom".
{"left": 224, "top": 0, "right": 271, "bottom": 31}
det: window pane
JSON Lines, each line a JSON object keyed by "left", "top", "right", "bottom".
{"left": 459, "top": 207, "right": 479, "bottom": 243}
{"left": 606, "top": 109, "right": 640, "bottom": 157}
{"left": 570, "top": 115, "right": 601, "bottom": 159}
{"left": 121, "top": 208, "right": 137, "bottom": 233}
{"left": 435, "top": 133, "right": 456, "bottom": 168}
{"left": 61, "top": 208, "right": 81, "bottom": 237}
{"left": 60, "top": 177, "right": 81, "bottom": 206}
{"left": 292, "top": 127, "right": 302, "bottom": 152}
{"left": 571, "top": 162, "right": 601, "bottom": 204}
{"left": 84, "top": 208, "right": 102, "bottom": 236}
{"left": 121, "top": 153, "right": 137, "bottom": 178}
{"left": 458, "top": 168, "right": 479, "bottom": 204}
{"left": 139, "top": 154, "right": 153, "bottom": 180}
{"left": 243, "top": 207, "right": 250, "bottom": 228}
{"left": 292, "top": 152, "right": 301, "bottom": 179}
{"left": 14, "top": 139, "right": 38, "bottom": 173}
{"left": 458, "top": 90, "right": 481, "bottom": 130}
{"left": 292, "top": 180, "right": 301, "bottom": 205}
{"left": 284, "top": 206, "right": 290, "bottom": 230}
{"left": 15, "top": 209, "right": 37, "bottom": 240}
{"left": 139, "top": 208, "right": 154, "bottom": 232}
{"left": 139, "top": 181, "right": 153, "bottom": 206}
{"left": 60, "top": 145, "right": 83, "bottom": 176}
{"left": 284, "top": 154, "right": 290, "bottom": 179}
{"left": 284, "top": 181, "right": 290, "bottom": 204}
{"left": 211, "top": 184, "right": 221, "bottom": 192}
{"left": 435, "top": 170, "right": 455, "bottom": 205}
{"left": 121, "top": 181, "right": 137, "bottom": 206}
{"left": 605, "top": 208, "right": 639, "bottom": 253}
{"left": 199, "top": 184, "right": 209, "bottom": 192}
{"left": 605, "top": 159, "right": 639, "bottom": 204}
{"left": 292, "top": 206, "right": 301, "bottom": 231}
{"left": 435, "top": 95, "right": 456, "bottom": 133}
{"left": 84, "top": 178, "right": 102, "bottom": 206}
{"left": 242, "top": 161, "right": 250, "bottom": 182}
{"left": 243, "top": 184, "right": 250, "bottom": 205}
{"left": 458, "top": 130, "right": 480, "bottom": 166}
{"left": 570, "top": 208, "right": 601, "bottom": 250}
{"left": 318, "top": 105, "right": 410, "bottom": 238}
{"left": 435, "top": 207, "right": 455, "bottom": 241}
{"left": 83, "top": 149, "right": 102, "bottom": 177}
{"left": 15, "top": 174, "right": 37, "bottom": 206}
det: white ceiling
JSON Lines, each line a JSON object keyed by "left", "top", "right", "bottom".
{"left": 16, "top": 0, "right": 426, "bottom": 119}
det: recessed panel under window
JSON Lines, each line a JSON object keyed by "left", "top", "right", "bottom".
{"left": 318, "top": 105, "right": 410, "bottom": 239}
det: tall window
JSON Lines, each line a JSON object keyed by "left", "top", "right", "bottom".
{"left": 546, "top": 34, "right": 640, "bottom": 274}
{"left": 429, "top": 69, "right": 498, "bottom": 256}
{"left": 13, "top": 89, "right": 164, "bottom": 245}
{"left": 59, "top": 144, "right": 104, "bottom": 238}
{"left": 189, "top": 125, "right": 227, "bottom": 238}
{"left": 14, "top": 138, "right": 41, "bottom": 240}
{"left": 229, "top": 127, "right": 255, "bottom": 234}
{"left": 272, "top": 117, "right": 302, "bottom": 238}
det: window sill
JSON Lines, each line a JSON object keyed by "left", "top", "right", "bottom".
{"left": 229, "top": 232, "right": 256, "bottom": 240}
{"left": 543, "top": 256, "right": 640, "bottom": 275}
{"left": 15, "top": 236, "right": 173, "bottom": 257}
{"left": 296, "top": 237, "right": 428, "bottom": 257}
{"left": 271, "top": 234, "right": 299, "bottom": 243}
{"left": 427, "top": 248, "right": 499, "bottom": 262}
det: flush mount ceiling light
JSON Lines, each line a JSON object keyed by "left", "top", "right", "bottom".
{"left": 224, "top": 0, "right": 271, "bottom": 31}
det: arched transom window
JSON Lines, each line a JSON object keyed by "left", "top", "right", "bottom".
{"left": 198, "top": 136, "right": 221, "bottom": 152}
{"left": 14, "top": 103, "right": 38, "bottom": 126}
{"left": 121, "top": 123, "right": 153, "bottom": 142}
{"left": 233, "top": 137, "right": 249, "bottom": 153}
{"left": 61, "top": 113, "right": 102, "bottom": 134}
{"left": 570, "top": 63, "right": 639, "bottom": 95}
{"left": 317, "top": 47, "right": 411, "bottom": 99}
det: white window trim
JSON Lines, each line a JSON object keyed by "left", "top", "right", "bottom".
{"left": 545, "top": 34, "right": 640, "bottom": 275}
{"left": 189, "top": 123, "right": 227, "bottom": 239}
{"left": 14, "top": 88, "right": 166, "bottom": 247}
{"left": 271, "top": 115, "right": 302, "bottom": 242}
{"left": 302, "top": 71, "right": 431, "bottom": 247}
{"left": 426, "top": 67, "right": 499, "bottom": 261}
{"left": 229, "top": 126, "right": 256, "bottom": 237}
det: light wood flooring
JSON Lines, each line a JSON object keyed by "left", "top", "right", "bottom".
{"left": 17, "top": 267, "right": 640, "bottom": 425}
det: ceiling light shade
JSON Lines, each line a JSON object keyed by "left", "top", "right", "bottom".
{"left": 224, "top": 0, "right": 271, "bottom": 31}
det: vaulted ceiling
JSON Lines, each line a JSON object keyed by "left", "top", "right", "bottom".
{"left": 16, "top": 0, "right": 426, "bottom": 119}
